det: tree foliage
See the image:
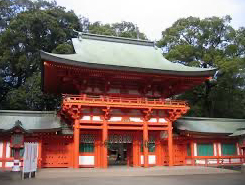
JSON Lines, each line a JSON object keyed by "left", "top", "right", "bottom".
{"left": 88, "top": 21, "right": 147, "bottom": 39}
{"left": 0, "top": 0, "right": 147, "bottom": 110}
{"left": 0, "top": 0, "right": 79, "bottom": 110}
{"left": 158, "top": 16, "right": 245, "bottom": 118}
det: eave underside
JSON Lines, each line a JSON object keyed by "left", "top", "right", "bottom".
{"left": 43, "top": 60, "right": 211, "bottom": 97}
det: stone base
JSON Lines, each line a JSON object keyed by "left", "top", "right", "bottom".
{"left": 241, "top": 164, "right": 245, "bottom": 173}
{"left": 0, "top": 171, "right": 22, "bottom": 181}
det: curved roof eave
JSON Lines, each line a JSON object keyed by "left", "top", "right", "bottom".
{"left": 40, "top": 51, "right": 217, "bottom": 77}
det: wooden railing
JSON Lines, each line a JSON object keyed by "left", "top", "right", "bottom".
{"left": 62, "top": 94, "right": 188, "bottom": 109}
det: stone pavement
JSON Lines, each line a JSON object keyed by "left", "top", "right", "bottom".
{"left": 36, "top": 166, "right": 240, "bottom": 179}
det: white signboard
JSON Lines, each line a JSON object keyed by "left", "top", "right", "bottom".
{"left": 23, "top": 143, "right": 38, "bottom": 173}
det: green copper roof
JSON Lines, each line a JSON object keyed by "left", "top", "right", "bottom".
{"left": 175, "top": 117, "right": 245, "bottom": 134}
{"left": 40, "top": 32, "right": 216, "bottom": 77}
{"left": 230, "top": 128, "right": 245, "bottom": 136}
{"left": 0, "top": 110, "right": 61, "bottom": 132}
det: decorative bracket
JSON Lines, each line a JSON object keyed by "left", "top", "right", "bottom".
{"left": 102, "top": 107, "right": 111, "bottom": 120}
{"left": 142, "top": 108, "right": 153, "bottom": 121}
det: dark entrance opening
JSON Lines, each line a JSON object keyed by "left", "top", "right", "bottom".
{"left": 108, "top": 143, "right": 130, "bottom": 166}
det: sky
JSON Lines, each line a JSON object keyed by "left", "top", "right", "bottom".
{"left": 56, "top": 0, "right": 245, "bottom": 40}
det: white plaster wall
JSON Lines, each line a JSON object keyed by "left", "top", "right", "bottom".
{"left": 231, "top": 158, "right": 241, "bottom": 163}
{"left": 148, "top": 118, "right": 157, "bottom": 123}
{"left": 92, "top": 116, "right": 102, "bottom": 121}
{"left": 109, "top": 117, "right": 122, "bottom": 121}
{"left": 141, "top": 155, "right": 144, "bottom": 165}
{"left": 0, "top": 162, "right": 2, "bottom": 167}
{"left": 0, "top": 142, "right": 3, "bottom": 158}
{"left": 195, "top": 159, "right": 205, "bottom": 165}
{"left": 140, "top": 155, "right": 156, "bottom": 165}
{"left": 130, "top": 117, "right": 143, "bottom": 122}
{"left": 218, "top": 143, "right": 222, "bottom": 156}
{"left": 194, "top": 143, "right": 197, "bottom": 156}
{"left": 214, "top": 143, "right": 217, "bottom": 156}
{"left": 159, "top": 118, "right": 166, "bottom": 123}
{"left": 237, "top": 143, "right": 240, "bottom": 155}
{"left": 79, "top": 156, "right": 94, "bottom": 165}
{"left": 222, "top": 159, "right": 230, "bottom": 163}
{"left": 149, "top": 155, "right": 156, "bottom": 164}
{"left": 5, "top": 162, "right": 13, "bottom": 167}
{"left": 81, "top": 116, "right": 91, "bottom": 121}
{"left": 207, "top": 159, "right": 217, "bottom": 164}
{"left": 6, "top": 142, "right": 11, "bottom": 158}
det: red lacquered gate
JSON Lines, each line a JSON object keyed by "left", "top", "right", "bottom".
{"left": 41, "top": 136, "right": 73, "bottom": 168}
{"left": 173, "top": 143, "right": 186, "bottom": 165}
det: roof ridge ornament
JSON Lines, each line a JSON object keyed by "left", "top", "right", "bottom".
{"left": 15, "top": 120, "right": 22, "bottom": 127}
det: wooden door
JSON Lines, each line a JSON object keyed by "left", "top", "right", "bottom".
{"left": 41, "top": 137, "right": 73, "bottom": 168}
{"left": 173, "top": 143, "right": 186, "bottom": 165}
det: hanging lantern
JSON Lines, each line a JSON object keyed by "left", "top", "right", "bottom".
{"left": 11, "top": 134, "right": 24, "bottom": 148}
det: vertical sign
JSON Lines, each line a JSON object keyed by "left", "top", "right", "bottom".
{"left": 23, "top": 143, "right": 38, "bottom": 178}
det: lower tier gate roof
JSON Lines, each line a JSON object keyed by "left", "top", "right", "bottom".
{"left": 40, "top": 32, "right": 216, "bottom": 77}
{"left": 0, "top": 110, "right": 61, "bottom": 132}
{"left": 175, "top": 117, "right": 245, "bottom": 135}
{"left": 0, "top": 110, "right": 244, "bottom": 136}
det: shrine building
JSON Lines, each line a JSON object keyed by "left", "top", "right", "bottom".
{"left": 0, "top": 33, "right": 244, "bottom": 169}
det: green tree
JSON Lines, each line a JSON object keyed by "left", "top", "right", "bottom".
{"left": 0, "top": 0, "right": 80, "bottom": 110}
{"left": 0, "top": 1, "right": 148, "bottom": 111}
{"left": 88, "top": 21, "right": 147, "bottom": 39}
{"left": 158, "top": 16, "right": 245, "bottom": 118}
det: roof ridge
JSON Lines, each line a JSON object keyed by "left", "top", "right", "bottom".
{"left": 77, "top": 32, "right": 154, "bottom": 47}
{"left": 181, "top": 116, "right": 245, "bottom": 121}
{"left": 0, "top": 110, "right": 56, "bottom": 114}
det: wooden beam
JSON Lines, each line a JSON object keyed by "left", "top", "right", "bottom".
{"left": 148, "top": 127, "right": 168, "bottom": 131}
{"left": 79, "top": 125, "right": 102, "bottom": 129}
{"left": 108, "top": 126, "right": 143, "bottom": 130}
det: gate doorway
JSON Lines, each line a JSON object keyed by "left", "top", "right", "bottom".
{"left": 107, "top": 133, "right": 133, "bottom": 166}
{"left": 108, "top": 143, "right": 131, "bottom": 166}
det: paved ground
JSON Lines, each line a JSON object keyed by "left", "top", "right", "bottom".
{"left": 36, "top": 166, "right": 240, "bottom": 178}
{"left": 0, "top": 166, "right": 244, "bottom": 185}
{"left": 0, "top": 173, "right": 245, "bottom": 185}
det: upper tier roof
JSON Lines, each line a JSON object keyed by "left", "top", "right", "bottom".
{"left": 40, "top": 32, "right": 216, "bottom": 77}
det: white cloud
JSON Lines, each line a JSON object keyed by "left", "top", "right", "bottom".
{"left": 56, "top": 0, "right": 245, "bottom": 40}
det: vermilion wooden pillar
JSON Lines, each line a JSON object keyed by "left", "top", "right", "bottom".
{"left": 168, "top": 121, "right": 173, "bottom": 166}
{"left": 190, "top": 141, "right": 194, "bottom": 166}
{"left": 143, "top": 121, "right": 149, "bottom": 167}
{"left": 156, "top": 132, "right": 162, "bottom": 166}
{"left": 94, "top": 133, "right": 101, "bottom": 168}
{"left": 73, "top": 119, "right": 80, "bottom": 168}
{"left": 132, "top": 132, "right": 140, "bottom": 167}
{"left": 38, "top": 139, "right": 42, "bottom": 168}
{"left": 2, "top": 141, "right": 7, "bottom": 169}
{"left": 216, "top": 142, "right": 220, "bottom": 165}
{"left": 101, "top": 119, "right": 108, "bottom": 168}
